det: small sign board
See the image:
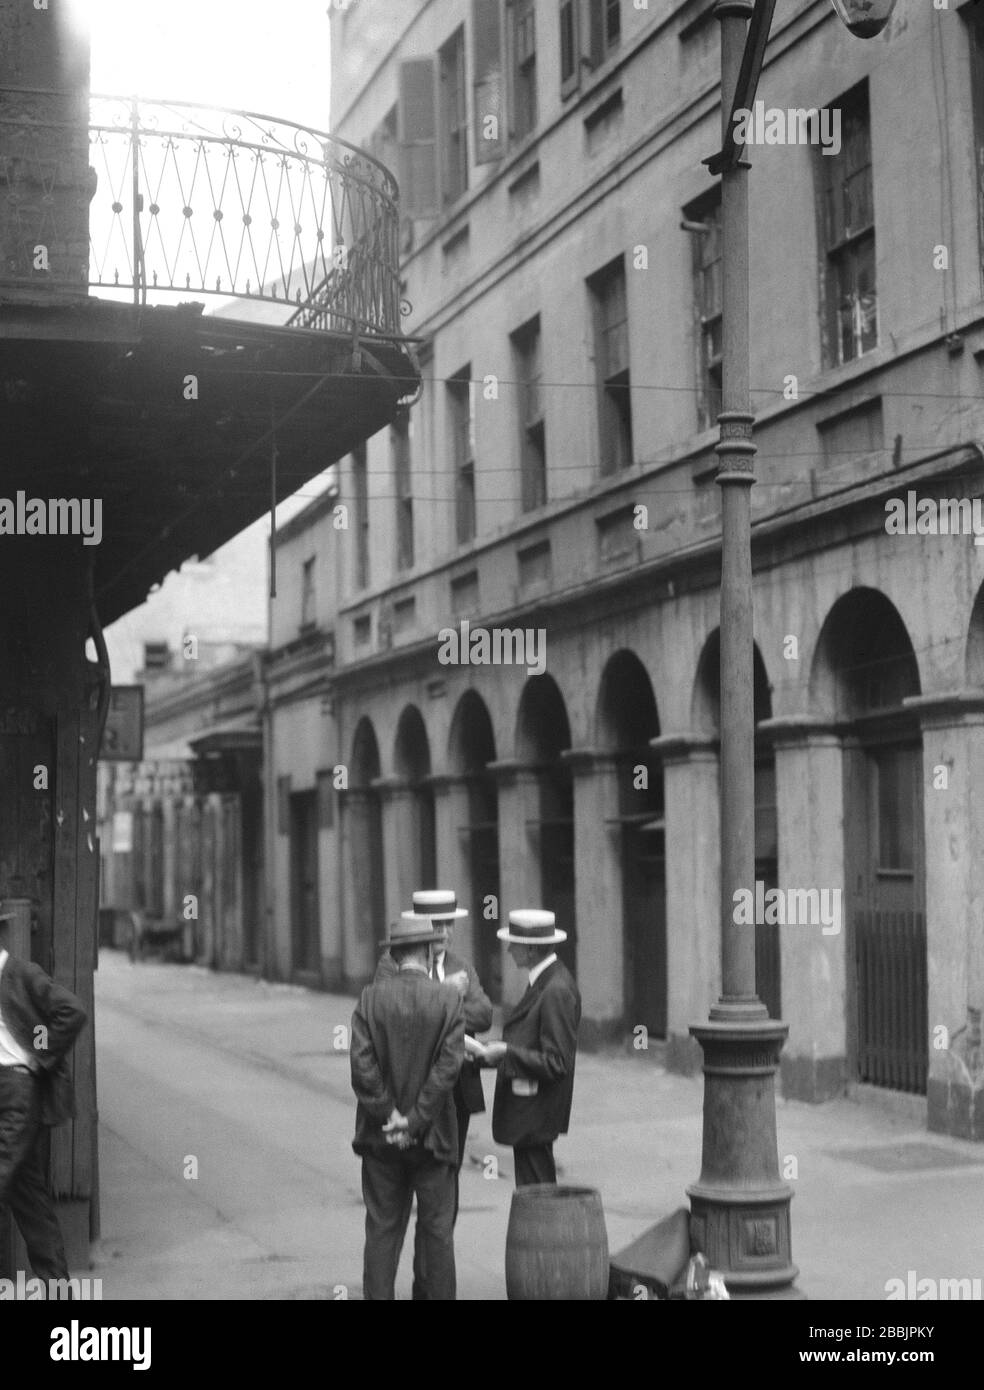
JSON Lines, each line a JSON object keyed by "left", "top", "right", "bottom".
{"left": 100, "top": 686, "right": 144, "bottom": 762}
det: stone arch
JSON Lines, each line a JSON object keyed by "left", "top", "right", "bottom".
{"left": 515, "top": 674, "right": 576, "bottom": 976}
{"left": 448, "top": 689, "right": 501, "bottom": 1000}
{"left": 597, "top": 649, "right": 666, "bottom": 1036}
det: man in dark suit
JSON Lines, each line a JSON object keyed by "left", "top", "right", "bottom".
{"left": 374, "top": 888, "right": 492, "bottom": 1300}
{"left": 485, "top": 909, "right": 581, "bottom": 1187}
{"left": 0, "top": 911, "right": 88, "bottom": 1282}
{"left": 351, "top": 913, "right": 465, "bottom": 1300}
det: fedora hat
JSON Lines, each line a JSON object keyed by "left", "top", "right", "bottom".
{"left": 496, "top": 908, "right": 567, "bottom": 945}
{"left": 401, "top": 888, "right": 468, "bottom": 922}
{"left": 382, "top": 914, "right": 446, "bottom": 948}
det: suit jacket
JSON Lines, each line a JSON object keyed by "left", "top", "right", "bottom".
{"left": 374, "top": 948, "right": 492, "bottom": 1115}
{"left": 492, "top": 959, "right": 581, "bottom": 1149}
{"left": 351, "top": 967, "right": 465, "bottom": 1166}
{"left": 0, "top": 953, "right": 88, "bottom": 1127}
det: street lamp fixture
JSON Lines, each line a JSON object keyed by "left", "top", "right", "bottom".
{"left": 827, "top": 0, "right": 898, "bottom": 40}
{"left": 688, "top": 0, "right": 901, "bottom": 1299}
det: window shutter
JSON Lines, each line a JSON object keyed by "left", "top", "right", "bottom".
{"left": 473, "top": 0, "right": 504, "bottom": 164}
{"left": 277, "top": 776, "right": 291, "bottom": 836}
{"left": 560, "top": 0, "right": 581, "bottom": 97}
{"left": 588, "top": 0, "right": 605, "bottom": 68}
{"left": 398, "top": 58, "right": 438, "bottom": 218}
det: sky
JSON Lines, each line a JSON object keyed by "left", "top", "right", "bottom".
{"left": 84, "top": 0, "right": 333, "bottom": 131}
{"left": 84, "top": 0, "right": 340, "bottom": 683}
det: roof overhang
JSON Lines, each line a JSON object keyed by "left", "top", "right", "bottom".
{"left": 0, "top": 296, "right": 418, "bottom": 626}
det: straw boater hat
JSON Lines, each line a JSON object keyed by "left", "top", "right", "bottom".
{"left": 401, "top": 889, "right": 468, "bottom": 922}
{"left": 497, "top": 908, "right": 567, "bottom": 945}
{"left": 382, "top": 914, "right": 447, "bottom": 948}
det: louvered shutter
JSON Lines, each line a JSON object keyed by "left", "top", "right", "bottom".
{"left": 398, "top": 58, "right": 438, "bottom": 217}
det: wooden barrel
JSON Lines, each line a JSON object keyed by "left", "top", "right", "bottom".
{"left": 505, "top": 1184, "right": 609, "bottom": 1300}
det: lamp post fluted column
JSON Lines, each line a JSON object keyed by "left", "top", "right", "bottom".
{"left": 686, "top": 0, "right": 798, "bottom": 1299}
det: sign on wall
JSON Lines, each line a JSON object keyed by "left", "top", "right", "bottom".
{"left": 100, "top": 686, "right": 145, "bottom": 762}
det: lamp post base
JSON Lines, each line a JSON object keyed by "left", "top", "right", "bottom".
{"left": 688, "top": 1016, "right": 803, "bottom": 1299}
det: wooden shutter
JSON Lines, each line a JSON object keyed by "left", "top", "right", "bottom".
{"left": 277, "top": 775, "right": 291, "bottom": 836}
{"left": 559, "top": 0, "right": 581, "bottom": 98}
{"left": 472, "top": 0, "right": 504, "bottom": 164}
{"left": 398, "top": 58, "right": 438, "bottom": 217}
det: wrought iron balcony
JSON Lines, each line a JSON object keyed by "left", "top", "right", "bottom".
{"left": 1, "top": 95, "right": 402, "bottom": 337}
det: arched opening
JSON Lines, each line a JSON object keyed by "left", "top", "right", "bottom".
{"left": 516, "top": 675, "right": 576, "bottom": 978}
{"left": 811, "top": 587, "right": 925, "bottom": 1094}
{"left": 597, "top": 650, "right": 665, "bottom": 1036}
{"left": 694, "top": 630, "right": 780, "bottom": 1018}
{"left": 349, "top": 717, "right": 385, "bottom": 971}
{"left": 393, "top": 704, "right": 436, "bottom": 891}
{"left": 448, "top": 690, "right": 501, "bottom": 1002}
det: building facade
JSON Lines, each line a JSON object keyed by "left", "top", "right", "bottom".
{"left": 266, "top": 0, "right": 984, "bottom": 1140}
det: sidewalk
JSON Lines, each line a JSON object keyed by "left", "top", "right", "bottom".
{"left": 90, "top": 956, "right": 984, "bottom": 1301}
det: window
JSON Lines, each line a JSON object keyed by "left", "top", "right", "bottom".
{"left": 686, "top": 191, "right": 722, "bottom": 431}
{"left": 439, "top": 27, "right": 468, "bottom": 207}
{"left": 352, "top": 443, "right": 369, "bottom": 590}
{"left": 819, "top": 82, "right": 876, "bottom": 367}
{"left": 398, "top": 59, "right": 438, "bottom": 219}
{"left": 966, "top": 5, "right": 984, "bottom": 288}
{"left": 561, "top": 0, "right": 620, "bottom": 97}
{"left": 300, "top": 556, "right": 316, "bottom": 629}
{"left": 589, "top": 0, "right": 620, "bottom": 64}
{"left": 392, "top": 413, "right": 414, "bottom": 571}
{"left": 369, "top": 104, "right": 398, "bottom": 176}
{"left": 473, "top": 0, "right": 505, "bottom": 164}
{"left": 510, "top": 0, "right": 538, "bottom": 141}
{"left": 448, "top": 367, "right": 476, "bottom": 544}
{"left": 560, "top": 0, "right": 581, "bottom": 96}
{"left": 512, "top": 316, "right": 546, "bottom": 511}
{"left": 589, "top": 256, "right": 633, "bottom": 475}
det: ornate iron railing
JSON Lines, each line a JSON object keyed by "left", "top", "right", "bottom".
{"left": 1, "top": 95, "right": 402, "bottom": 336}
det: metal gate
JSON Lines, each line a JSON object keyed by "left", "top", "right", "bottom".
{"left": 855, "top": 908, "right": 927, "bottom": 1094}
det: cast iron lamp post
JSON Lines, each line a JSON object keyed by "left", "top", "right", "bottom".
{"left": 689, "top": 0, "right": 897, "bottom": 1298}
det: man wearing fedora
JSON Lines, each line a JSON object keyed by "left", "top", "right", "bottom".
{"left": 351, "top": 913, "right": 465, "bottom": 1300}
{"left": 483, "top": 909, "right": 581, "bottom": 1187}
{"left": 0, "top": 909, "right": 88, "bottom": 1285}
{"left": 374, "top": 888, "right": 491, "bottom": 1299}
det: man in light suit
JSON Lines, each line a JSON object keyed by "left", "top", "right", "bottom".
{"left": 374, "top": 888, "right": 492, "bottom": 1298}
{"left": 485, "top": 909, "right": 581, "bottom": 1186}
{"left": 0, "top": 911, "right": 88, "bottom": 1283}
{"left": 351, "top": 913, "right": 465, "bottom": 1300}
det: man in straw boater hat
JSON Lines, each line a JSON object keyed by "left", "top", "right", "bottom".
{"left": 374, "top": 888, "right": 491, "bottom": 1299}
{"left": 350, "top": 913, "right": 465, "bottom": 1300}
{"left": 480, "top": 909, "right": 581, "bottom": 1187}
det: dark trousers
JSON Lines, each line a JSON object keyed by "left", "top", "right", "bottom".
{"left": 361, "top": 1146, "right": 456, "bottom": 1301}
{"left": 514, "top": 1143, "right": 556, "bottom": 1186}
{"left": 0, "top": 1068, "right": 69, "bottom": 1282}
{"left": 409, "top": 1095, "right": 470, "bottom": 1301}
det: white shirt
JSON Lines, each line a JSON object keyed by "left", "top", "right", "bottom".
{"left": 528, "top": 952, "right": 558, "bottom": 988}
{"left": 432, "top": 951, "right": 446, "bottom": 982}
{"left": 0, "top": 949, "right": 35, "bottom": 1069}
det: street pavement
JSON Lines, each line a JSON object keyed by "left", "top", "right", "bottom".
{"left": 87, "top": 951, "right": 984, "bottom": 1301}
